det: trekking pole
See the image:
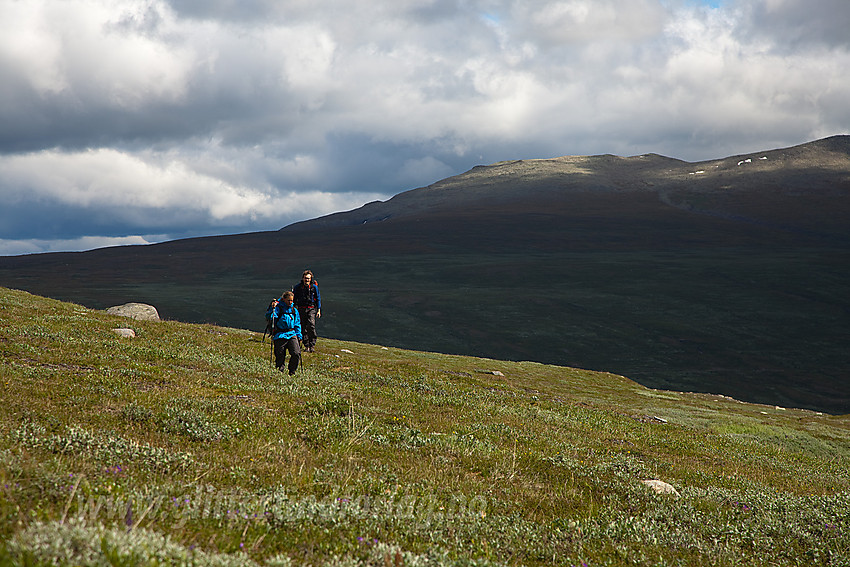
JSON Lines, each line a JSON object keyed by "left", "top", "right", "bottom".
{"left": 269, "top": 313, "right": 276, "bottom": 367}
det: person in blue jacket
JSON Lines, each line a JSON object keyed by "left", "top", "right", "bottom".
{"left": 293, "top": 269, "right": 321, "bottom": 352}
{"left": 266, "top": 291, "right": 302, "bottom": 375}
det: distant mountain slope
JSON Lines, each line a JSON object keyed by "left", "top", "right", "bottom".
{"left": 285, "top": 135, "right": 850, "bottom": 242}
{"left": 1, "top": 136, "right": 849, "bottom": 413}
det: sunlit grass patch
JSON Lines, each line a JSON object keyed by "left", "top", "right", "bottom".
{"left": 1, "top": 286, "right": 849, "bottom": 566}
{"left": 11, "top": 422, "right": 194, "bottom": 474}
{"left": 8, "top": 520, "right": 262, "bottom": 567}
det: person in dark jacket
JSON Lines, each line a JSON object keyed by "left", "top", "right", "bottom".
{"left": 292, "top": 270, "right": 321, "bottom": 352}
{"left": 266, "top": 291, "right": 302, "bottom": 375}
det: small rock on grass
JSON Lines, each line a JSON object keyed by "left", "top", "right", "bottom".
{"left": 642, "top": 479, "right": 679, "bottom": 496}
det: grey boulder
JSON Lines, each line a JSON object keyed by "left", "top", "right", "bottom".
{"left": 106, "top": 303, "right": 161, "bottom": 321}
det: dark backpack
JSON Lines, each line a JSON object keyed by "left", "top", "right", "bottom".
{"left": 294, "top": 279, "right": 319, "bottom": 307}
{"left": 263, "top": 298, "right": 277, "bottom": 342}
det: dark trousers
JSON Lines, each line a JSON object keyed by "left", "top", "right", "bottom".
{"left": 299, "top": 307, "right": 318, "bottom": 349}
{"left": 274, "top": 337, "right": 301, "bottom": 375}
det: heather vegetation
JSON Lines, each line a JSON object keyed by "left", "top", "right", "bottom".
{"left": 1, "top": 286, "right": 849, "bottom": 566}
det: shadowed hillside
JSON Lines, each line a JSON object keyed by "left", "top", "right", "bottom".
{"left": 286, "top": 135, "right": 850, "bottom": 242}
{"left": 1, "top": 136, "right": 849, "bottom": 413}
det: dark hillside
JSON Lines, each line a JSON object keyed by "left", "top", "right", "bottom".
{"left": 286, "top": 135, "right": 850, "bottom": 242}
{"left": 1, "top": 136, "right": 849, "bottom": 413}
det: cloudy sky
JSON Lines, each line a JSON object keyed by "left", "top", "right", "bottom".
{"left": 1, "top": 0, "right": 848, "bottom": 255}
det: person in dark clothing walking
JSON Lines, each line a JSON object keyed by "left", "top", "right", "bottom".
{"left": 293, "top": 270, "right": 321, "bottom": 352}
{"left": 266, "top": 291, "right": 302, "bottom": 375}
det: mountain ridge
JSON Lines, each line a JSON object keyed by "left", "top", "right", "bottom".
{"left": 282, "top": 135, "right": 850, "bottom": 241}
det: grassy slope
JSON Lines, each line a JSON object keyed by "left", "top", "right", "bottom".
{"left": 1, "top": 286, "right": 849, "bottom": 566}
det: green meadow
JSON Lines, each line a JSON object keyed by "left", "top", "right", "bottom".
{"left": 1, "top": 286, "right": 849, "bottom": 566}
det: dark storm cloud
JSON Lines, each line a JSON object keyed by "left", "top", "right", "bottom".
{"left": 167, "top": 0, "right": 281, "bottom": 22}
{"left": 745, "top": 0, "right": 850, "bottom": 50}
